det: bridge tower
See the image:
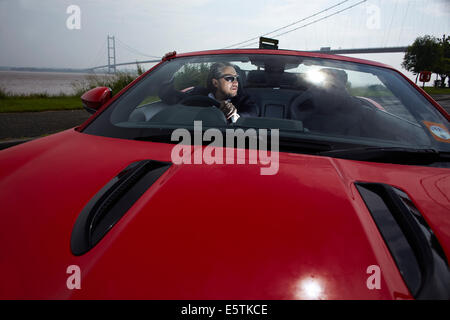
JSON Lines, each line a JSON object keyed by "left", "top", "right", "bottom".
{"left": 107, "top": 35, "right": 116, "bottom": 74}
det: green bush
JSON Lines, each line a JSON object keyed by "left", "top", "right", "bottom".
{"left": 0, "top": 87, "right": 8, "bottom": 99}
{"left": 174, "top": 63, "right": 210, "bottom": 90}
{"left": 0, "top": 87, "right": 54, "bottom": 99}
{"left": 72, "top": 72, "right": 138, "bottom": 97}
{"left": 136, "top": 62, "right": 145, "bottom": 76}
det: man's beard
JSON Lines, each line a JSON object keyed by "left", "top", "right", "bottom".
{"left": 225, "top": 91, "right": 237, "bottom": 99}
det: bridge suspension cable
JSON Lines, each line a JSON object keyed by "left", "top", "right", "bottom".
{"left": 237, "top": 0, "right": 368, "bottom": 48}
{"left": 115, "top": 38, "right": 161, "bottom": 58}
{"left": 221, "top": 0, "right": 352, "bottom": 49}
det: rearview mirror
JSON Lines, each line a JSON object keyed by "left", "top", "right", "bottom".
{"left": 81, "top": 87, "right": 112, "bottom": 114}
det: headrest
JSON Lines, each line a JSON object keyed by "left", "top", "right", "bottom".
{"left": 280, "top": 73, "right": 298, "bottom": 86}
{"left": 246, "top": 70, "right": 268, "bottom": 86}
{"left": 319, "top": 68, "right": 348, "bottom": 86}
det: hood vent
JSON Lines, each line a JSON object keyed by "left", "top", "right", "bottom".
{"left": 71, "top": 160, "right": 171, "bottom": 256}
{"left": 356, "top": 182, "right": 450, "bottom": 299}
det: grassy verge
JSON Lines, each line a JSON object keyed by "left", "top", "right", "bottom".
{"left": 422, "top": 87, "right": 450, "bottom": 95}
{"left": 348, "top": 87, "right": 394, "bottom": 97}
{"left": 0, "top": 95, "right": 82, "bottom": 113}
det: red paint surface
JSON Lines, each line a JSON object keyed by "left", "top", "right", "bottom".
{"left": 1, "top": 129, "right": 449, "bottom": 299}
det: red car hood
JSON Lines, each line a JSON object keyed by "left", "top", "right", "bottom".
{"left": 0, "top": 129, "right": 449, "bottom": 299}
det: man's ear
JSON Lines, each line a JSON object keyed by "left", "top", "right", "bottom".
{"left": 212, "top": 78, "right": 219, "bottom": 89}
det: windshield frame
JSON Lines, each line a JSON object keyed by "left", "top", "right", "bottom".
{"left": 79, "top": 50, "right": 450, "bottom": 154}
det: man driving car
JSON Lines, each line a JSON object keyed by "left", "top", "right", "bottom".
{"left": 159, "top": 62, "right": 258, "bottom": 122}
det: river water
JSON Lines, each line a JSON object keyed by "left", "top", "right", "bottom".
{"left": 0, "top": 71, "right": 112, "bottom": 96}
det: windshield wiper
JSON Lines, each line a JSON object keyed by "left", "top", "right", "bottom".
{"left": 133, "top": 127, "right": 185, "bottom": 143}
{"left": 135, "top": 128, "right": 337, "bottom": 153}
{"left": 134, "top": 130, "right": 450, "bottom": 166}
{"left": 278, "top": 137, "right": 334, "bottom": 153}
{"left": 134, "top": 134, "right": 176, "bottom": 143}
{"left": 319, "top": 147, "right": 450, "bottom": 165}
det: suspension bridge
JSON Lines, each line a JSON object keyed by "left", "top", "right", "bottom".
{"left": 88, "top": 34, "right": 409, "bottom": 73}
{"left": 85, "top": 0, "right": 448, "bottom": 73}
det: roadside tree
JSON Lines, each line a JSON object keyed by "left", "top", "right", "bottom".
{"left": 402, "top": 35, "right": 441, "bottom": 84}
{"left": 437, "top": 35, "right": 450, "bottom": 87}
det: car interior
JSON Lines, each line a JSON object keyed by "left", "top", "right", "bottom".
{"left": 124, "top": 57, "right": 430, "bottom": 146}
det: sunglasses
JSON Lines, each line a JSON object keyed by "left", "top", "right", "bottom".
{"left": 220, "top": 75, "right": 239, "bottom": 82}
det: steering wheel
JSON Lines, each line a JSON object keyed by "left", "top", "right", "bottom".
{"left": 178, "top": 95, "right": 221, "bottom": 108}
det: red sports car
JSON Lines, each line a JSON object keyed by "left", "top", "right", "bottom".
{"left": 1, "top": 49, "right": 449, "bottom": 300}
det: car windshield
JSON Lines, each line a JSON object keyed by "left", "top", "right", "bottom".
{"left": 83, "top": 53, "right": 450, "bottom": 155}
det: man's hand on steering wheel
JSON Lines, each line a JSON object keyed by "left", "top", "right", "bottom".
{"left": 219, "top": 101, "right": 238, "bottom": 120}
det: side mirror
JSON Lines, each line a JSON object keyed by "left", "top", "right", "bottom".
{"left": 81, "top": 87, "right": 112, "bottom": 114}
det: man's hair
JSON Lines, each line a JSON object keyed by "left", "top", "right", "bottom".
{"left": 207, "top": 62, "right": 235, "bottom": 93}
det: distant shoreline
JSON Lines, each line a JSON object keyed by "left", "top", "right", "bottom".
{"left": 0, "top": 66, "right": 94, "bottom": 73}
{"left": 0, "top": 67, "right": 138, "bottom": 74}
{"left": 0, "top": 70, "right": 124, "bottom": 96}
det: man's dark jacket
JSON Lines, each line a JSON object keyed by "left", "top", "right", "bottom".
{"left": 158, "top": 81, "right": 258, "bottom": 117}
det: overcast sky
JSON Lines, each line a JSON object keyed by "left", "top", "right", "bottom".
{"left": 0, "top": 0, "right": 449, "bottom": 78}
